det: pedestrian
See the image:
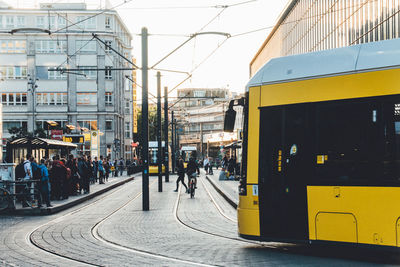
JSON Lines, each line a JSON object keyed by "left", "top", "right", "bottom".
{"left": 104, "top": 158, "right": 110, "bottom": 182}
{"left": 114, "top": 159, "right": 118, "bottom": 177}
{"left": 78, "top": 156, "right": 90, "bottom": 194}
{"left": 87, "top": 156, "right": 94, "bottom": 184}
{"left": 228, "top": 157, "right": 235, "bottom": 180}
{"left": 203, "top": 156, "right": 209, "bottom": 174}
{"left": 39, "top": 159, "right": 52, "bottom": 207}
{"left": 98, "top": 155, "right": 105, "bottom": 184}
{"left": 174, "top": 157, "right": 188, "bottom": 192}
{"left": 21, "top": 155, "right": 32, "bottom": 207}
{"left": 222, "top": 155, "right": 228, "bottom": 169}
{"left": 93, "top": 157, "right": 98, "bottom": 183}
{"left": 60, "top": 158, "right": 69, "bottom": 199}
{"left": 118, "top": 158, "right": 124, "bottom": 176}
{"left": 67, "top": 154, "right": 79, "bottom": 195}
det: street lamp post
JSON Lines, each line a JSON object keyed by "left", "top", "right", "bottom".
{"left": 28, "top": 76, "right": 38, "bottom": 133}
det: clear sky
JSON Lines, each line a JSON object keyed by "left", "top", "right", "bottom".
{"left": 5, "top": 0, "right": 289, "bottom": 96}
{"left": 115, "top": 0, "right": 289, "bottom": 96}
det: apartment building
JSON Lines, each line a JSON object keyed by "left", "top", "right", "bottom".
{"left": 174, "top": 88, "right": 237, "bottom": 158}
{"left": 0, "top": 2, "right": 133, "bottom": 159}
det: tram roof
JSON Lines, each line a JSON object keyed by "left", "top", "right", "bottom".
{"left": 247, "top": 38, "right": 400, "bottom": 89}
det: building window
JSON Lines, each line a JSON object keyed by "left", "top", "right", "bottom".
{"left": 77, "top": 120, "right": 97, "bottom": 131}
{"left": 106, "top": 120, "right": 113, "bottom": 130}
{"left": 0, "top": 40, "right": 26, "bottom": 53}
{"left": 125, "top": 101, "right": 130, "bottom": 114}
{"left": 125, "top": 122, "right": 130, "bottom": 138}
{"left": 105, "top": 41, "right": 112, "bottom": 53}
{"left": 16, "top": 16, "right": 25, "bottom": 27}
{"left": 36, "top": 92, "right": 67, "bottom": 105}
{"left": 5, "top": 16, "right": 14, "bottom": 28}
{"left": 105, "top": 16, "right": 112, "bottom": 29}
{"left": 48, "top": 69, "right": 66, "bottom": 80}
{"left": 1, "top": 93, "right": 27, "bottom": 106}
{"left": 36, "top": 16, "right": 45, "bottom": 28}
{"left": 57, "top": 15, "right": 66, "bottom": 29}
{"left": 35, "top": 40, "right": 66, "bottom": 53}
{"left": 0, "top": 16, "right": 3, "bottom": 28}
{"left": 76, "top": 16, "right": 96, "bottom": 29}
{"left": 194, "top": 90, "right": 206, "bottom": 97}
{"left": 105, "top": 92, "right": 113, "bottom": 106}
{"left": 76, "top": 40, "right": 96, "bottom": 52}
{"left": 77, "top": 66, "right": 97, "bottom": 79}
{"left": 0, "top": 66, "right": 27, "bottom": 79}
{"left": 105, "top": 67, "right": 112, "bottom": 80}
{"left": 77, "top": 93, "right": 97, "bottom": 105}
{"left": 3, "top": 121, "right": 27, "bottom": 132}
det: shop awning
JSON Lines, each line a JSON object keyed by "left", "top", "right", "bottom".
{"left": 9, "top": 137, "right": 77, "bottom": 148}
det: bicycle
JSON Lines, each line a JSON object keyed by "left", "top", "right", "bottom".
{"left": 0, "top": 179, "right": 42, "bottom": 212}
{"left": 188, "top": 173, "right": 199, "bottom": 198}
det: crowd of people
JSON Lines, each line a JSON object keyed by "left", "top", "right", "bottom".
{"left": 15, "top": 154, "right": 128, "bottom": 208}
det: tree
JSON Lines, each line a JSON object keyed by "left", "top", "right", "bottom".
{"left": 8, "top": 126, "right": 47, "bottom": 141}
{"left": 135, "top": 107, "right": 166, "bottom": 143}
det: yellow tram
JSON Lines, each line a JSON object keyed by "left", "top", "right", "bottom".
{"left": 229, "top": 38, "right": 400, "bottom": 248}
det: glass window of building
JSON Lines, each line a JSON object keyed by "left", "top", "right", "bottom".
{"left": 5, "top": 16, "right": 14, "bottom": 28}
{"left": 16, "top": 16, "right": 25, "bottom": 27}
{"left": 36, "top": 92, "right": 67, "bottom": 105}
{"left": 125, "top": 122, "right": 130, "bottom": 138}
{"left": 105, "top": 92, "right": 113, "bottom": 106}
{"left": 105, "top": 16, "right": 112, "bottom": 29}
{"left": 58, "top": 15, "right": 66, "bottom": 29}
{"left": 0, "top": 16, "right": 3, "bottom": 28}
{"left": 105, "top": 41, "right": 112, "bottom": 53}
{"left": 1, "top": 93, "right": 27, "bottom": 106}
{"left": 36, "top": 16, "right": 45, "bottom": 28}
{"left": 76, "top": 40, "right": 96, "bottom": 52}
{"left": 77, "top": 93, "right": 97, "bottom": 105}
{"left": 77, "top": 66, "right": 97, "bottom": 79}
{"left": 105, "top": 67, "right": 112, "bottom": 79}
{"left": 77, "top": 120, "right": 97, "bottom": 130}
{"left": 194, "top": 90, "right": 206, "bottom": 97}
{"left": 0, "top": 66, "right": 27, "bottom": 79}
{"left": 106, "top": 120, "right": 113, "bottom": 130}
{"left": 36, "top": 40, "right": 66, "bottom": 53}
{"left": 48, "top": 69, "right": 66, "bottom": 79}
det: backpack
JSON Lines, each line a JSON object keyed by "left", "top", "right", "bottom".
{"left": 15, "top": 162, "right": 26, "bottom": 179}
{"left": 32, "top": 163, "right": 42, "bottom": 180}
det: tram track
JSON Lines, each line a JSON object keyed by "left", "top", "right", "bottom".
{"left": 174, "top": 176, "right": 279, "bottom": 249}
{"left": 27, "top": 178, "right": 140, "bottom": 267}
{"left": 28, "top": 177, "right": 213, "bottom": 266}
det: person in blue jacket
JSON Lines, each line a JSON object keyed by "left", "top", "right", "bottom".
{"left": 39, "top": 159, "right": 52, "bottom": 207}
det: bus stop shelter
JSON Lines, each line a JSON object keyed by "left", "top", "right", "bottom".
{"left": 6, "top": 137, "right": 77, "bottom": 164}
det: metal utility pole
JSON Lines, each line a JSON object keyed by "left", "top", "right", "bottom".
{"left": 171, "top": 111, "right": 175, "bottom": 174}
{"left": 141, "top": 27, "right": 149, "bottom": 211}
{"left": 157, "top": 71, "right": 162, "bottom": 192}
{"left": 164, "top": 86, "right": 169, "bottom": 182}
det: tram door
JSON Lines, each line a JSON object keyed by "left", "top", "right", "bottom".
{"left": 259, "top": 104, "right": 310, "bottom": 241}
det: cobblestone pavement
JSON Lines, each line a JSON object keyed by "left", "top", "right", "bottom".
{"left": 1, "top": 174, "right": 400, "bottom": 266}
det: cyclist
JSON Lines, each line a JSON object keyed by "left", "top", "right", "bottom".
{"left": 186, "top": 155, "right": 200, "bottom": 191}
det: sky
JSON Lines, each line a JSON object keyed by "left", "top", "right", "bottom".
{"left": 115, "top": 0, "right": 288, "bottom": 96}
{"left": 5, "top": 0, "right": 289, "bottom": 97}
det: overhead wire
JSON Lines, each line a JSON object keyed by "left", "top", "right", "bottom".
{"left": 52, "top": 0, "right": 134, "bottom": 34}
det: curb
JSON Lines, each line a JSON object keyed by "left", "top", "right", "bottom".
{"left": 205, "top": 175, "right": 238, "bottom": 209}
{"left": 10, "top": 176, "right": 135, "bottom": 216}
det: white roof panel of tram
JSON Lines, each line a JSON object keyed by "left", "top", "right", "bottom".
{"left": 247, "top": 38, "right": 400, "bottom": 89}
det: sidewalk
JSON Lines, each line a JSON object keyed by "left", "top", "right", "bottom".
{"left": 204, "top": 168, "right": 239, "bottom": 208}
{"left": 10, "top": 174, "right": 136, "bottom": 216}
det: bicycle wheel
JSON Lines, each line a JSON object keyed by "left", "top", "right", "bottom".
{"left": 0, "top": 188, "right": 10, "bottom": 212}
{"left": 190, "top": 183, "right": 195, "bottom": 198}
{"left": 26, "top": 189, "right": 42, "bottom": 209}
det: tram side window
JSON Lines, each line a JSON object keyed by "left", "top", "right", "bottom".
{"left": 316, "top": 101, "right": 376, "bottom": 183}
{"left": 382, "top": 102, "right": 400, "bottom": 181}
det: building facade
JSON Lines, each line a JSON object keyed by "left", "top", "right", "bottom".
{"left": 174, "top": 88, "right": 238, "bottom": 158}
{"left": 251, "top": 0, "right": 400, "bottom": 76}
{"left": 0, "top": 2, "right": 133, "bottom": 159}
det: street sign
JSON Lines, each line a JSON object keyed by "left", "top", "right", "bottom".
{"left": 63, "top": 135, "right": 84, "bottom": 144}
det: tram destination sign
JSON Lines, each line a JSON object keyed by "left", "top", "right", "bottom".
{"left": 63, "top": 135, "right": 85, "bottom": 144}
